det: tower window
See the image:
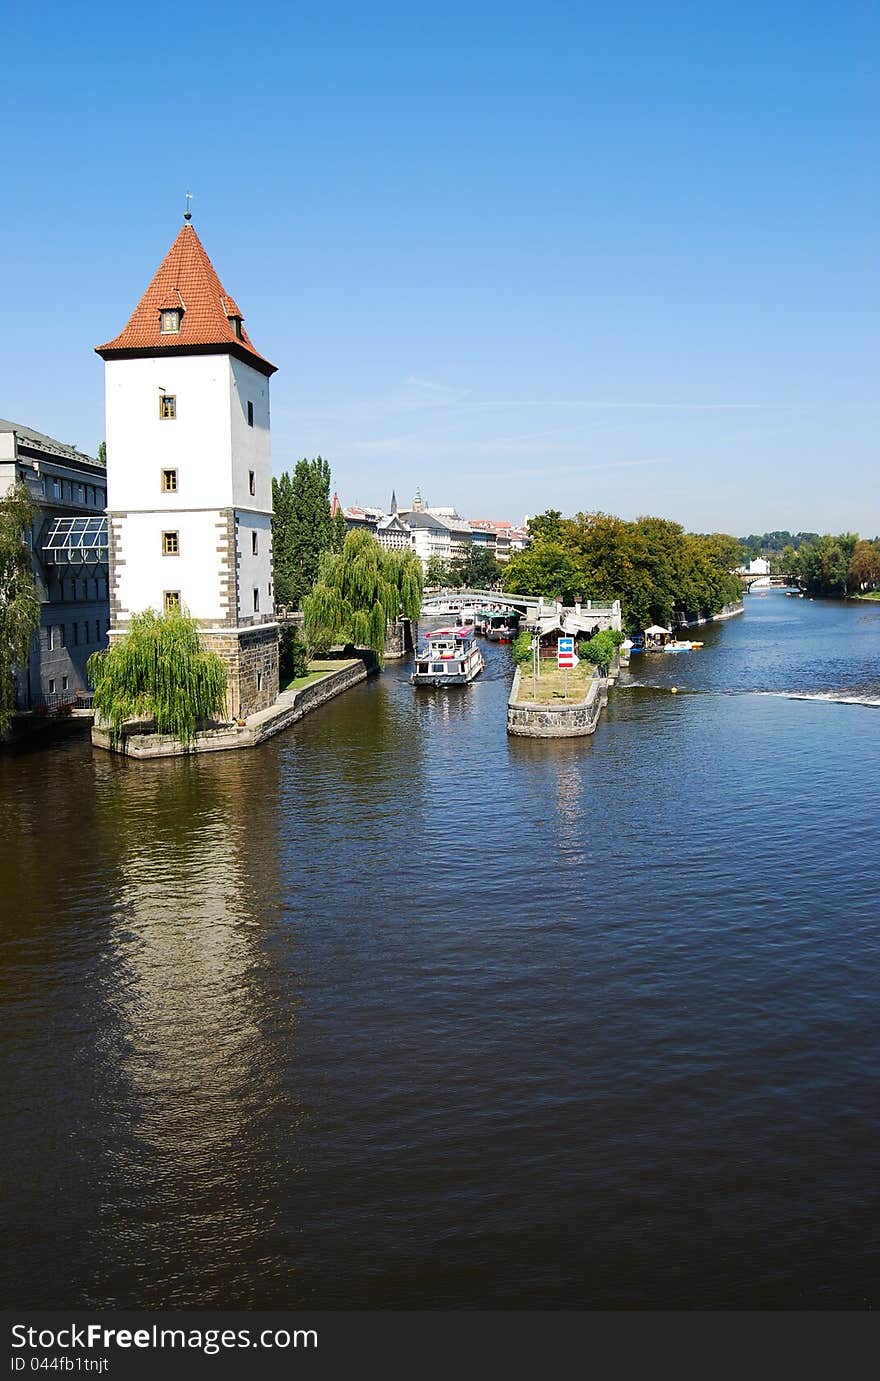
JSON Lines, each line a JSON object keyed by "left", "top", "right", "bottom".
{"left": 228, "top": 315, "right": 243, "bottom": 339}
{"left": 248, "top": 470, "right": 255, "bottom": 496}
{"left": 247, "top": 401, "right": 254, "bottom": 427}
{"left": 161, "top": 469, "right": 178, "bottom": 493}
{"left": 160, "top": 309, "right": 182, "bottom": 334}
{"left": 164, "top": 591, "right": 180, "bottom": 614}
{"left": 253, "top": 587, "right": 260, "bottom": 613}
{"left": 252, "top": 531, "right": 258, "bottom": 555}
{"left": 160, "top": 394, "right": 176, "bottom": 420}
{"left": 162, "top": 531, "right": 179, "bottom": 556}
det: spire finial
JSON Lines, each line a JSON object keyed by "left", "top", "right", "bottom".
{"left": 184, "top": 191, "right": 193, "bottom": 222}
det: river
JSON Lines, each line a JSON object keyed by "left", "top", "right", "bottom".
{"left": 2, "top": 589, "right": 878, "bottom": 1309}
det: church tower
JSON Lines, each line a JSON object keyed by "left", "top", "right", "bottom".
{"left": 96, "top": 214, "right": 279, "bottom": 720}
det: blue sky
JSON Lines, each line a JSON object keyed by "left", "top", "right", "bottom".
{"left": 3, "top": 1, "right": 877, "bottom": 535}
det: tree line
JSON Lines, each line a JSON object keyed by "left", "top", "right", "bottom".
{"left": 778, "top": 533, "right": 880, "bottom": 596}
{"left": 425, "top": 549, "right": 504, "bottom": 590}
{"left": 739, "top": 530, "right": 819, "bottom": 558}
{"left": 502, "top": 510, "right": 744, "bottom": 632}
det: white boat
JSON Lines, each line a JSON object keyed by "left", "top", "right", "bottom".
{"left": 412, "top": 625, "right": 485, "bottom": 686}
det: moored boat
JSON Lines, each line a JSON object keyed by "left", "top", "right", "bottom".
{"left": 412, "top": 625, "right": 485, "bottom": 687}
{"left": 483, "top": 609, "right": 522, "bottom": 642}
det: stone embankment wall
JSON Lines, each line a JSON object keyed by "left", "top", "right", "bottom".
{"left": 507, "top": 667, "right": 608, "bottom": 738}
{"left": 674, "top": 599, "right": 744, "bottom": 629}
{"left": 91, "top": 658, "right": 370, "bottom": 758}
{"left": 384, "top": 619, "right": 415, "bottom": 660}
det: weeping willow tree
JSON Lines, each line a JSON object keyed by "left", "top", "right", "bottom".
{"left": 87, "top": 609, "right": 228, "bottom": 748}
{"left": 302, "top": 530, "right": 423, "bottom": 660}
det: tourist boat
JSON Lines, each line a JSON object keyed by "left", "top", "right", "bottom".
{"left": 482, "top": 610, "right": 522, "bottom": 643}
{"left": 412, "top": 625, "right": 485, "bottom": 686}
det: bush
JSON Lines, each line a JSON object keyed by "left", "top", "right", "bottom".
{"left": 512, "top": 630, "right": 534, "bottom": 665}
{"left": 279, "top": 625, "right": 310, "bottom": 683}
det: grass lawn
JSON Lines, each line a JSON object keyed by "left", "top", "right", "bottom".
{"left": 852, "top": 591, "right": 880, "bottom": 601}
{"left": 282, "top": 659, "right": 349, "bottom": 693}
{"left": 514, "top": 659, "right": 597, "bottom": 704}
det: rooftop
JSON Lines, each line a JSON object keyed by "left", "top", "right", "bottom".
{"left": 0, "top": 418, "right": 102, "bottom": 470}
{"left": 95, "top": 221, "right": 276, "bottom": 377}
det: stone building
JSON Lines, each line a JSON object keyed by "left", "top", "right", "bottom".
{"left": 94, "top": 214, "right": 279, "bottom": 721}
{"left": 0, "top": 419, "right": 109, "bottom": 707}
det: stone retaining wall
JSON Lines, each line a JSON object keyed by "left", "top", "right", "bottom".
{"left": 91, "top": 658, "right": 370, "bottom": 758}
{"left": 507, "top": 666, "right": 608, "bottom": 738}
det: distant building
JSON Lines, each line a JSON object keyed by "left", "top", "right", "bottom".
{"left": 376, "top": 512, "right": 411, "bottom": 551}
{"left": 342, "top": 504, "right": 381, "bottom": 535}
{"left": 0, "top": 419, "right": 109, "bottom": 707}
{"left": 468, "top": 519, "right": 530, "bottom": 564}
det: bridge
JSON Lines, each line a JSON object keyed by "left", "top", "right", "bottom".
{"left": 420, "top": 589, "right": 621, "bottom": 628}
{"left": 739, "top": 573, "right": 800, "bottom": 592}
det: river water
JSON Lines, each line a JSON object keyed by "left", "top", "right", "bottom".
{"left": 2, "top": 590, "right": 878, "bottom": 1309}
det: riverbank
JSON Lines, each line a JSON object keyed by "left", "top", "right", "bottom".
{"left": 91, "top": 657, "right": 371, "bottom": 758}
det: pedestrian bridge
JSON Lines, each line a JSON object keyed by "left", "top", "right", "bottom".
{"left": 420, "top": 589, "right": 621, "bottom": 628}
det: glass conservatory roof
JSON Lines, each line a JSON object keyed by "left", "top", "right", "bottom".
{"left": 42, "top": 516, "right": 109, "bottom": 564}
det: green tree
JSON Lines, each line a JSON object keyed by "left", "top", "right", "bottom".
{"left": 502, "top": 540, "right": 583, "bottom": 604}
{"left": 526, "top": 509, "right": 564, "bottom": 543}
{"left": 97, "top": 440, "right": 107, "bottom": 464}
{"left": 272, "top": 456, "right": 335, "bottom": 608}
{"left": 332, "top": 507, "right": 348, "bottom": 553}
{"left": 462, "top": 547, "right": 503, "bottom": 588}
{"left": 796, "top": 533, "right": 858, "bottom": 596}
{"left": 849, "top": 540, "right": 880, "bottom": 592}
{"left": 302, "top": 531, "right": 423, "bottom": 660}
{"left": 425, "top": 555, "right": 455, "bottom": 587}
{"left": 0, "top": 483, "right": 41, "bottom": 732}
{"left": 87, "top": 608, "right": 228, "bottom": 748}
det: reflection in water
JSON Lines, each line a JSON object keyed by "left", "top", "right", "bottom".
{"left": 86, "top": 753, "right": 293, "bottom": 1305}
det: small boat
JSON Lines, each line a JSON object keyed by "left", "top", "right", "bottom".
{"left": 663, "top": 640, "right": 695, "bottom": 653}
{"left": 483, "top": 609, "right": 522, "bottom": 643}
{"left": 412, "top": 625, "right": 485, "bottom": 686}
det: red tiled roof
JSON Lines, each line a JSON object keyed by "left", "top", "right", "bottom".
{"left": 95, "top": 222, "right": 276, "bottom": 376}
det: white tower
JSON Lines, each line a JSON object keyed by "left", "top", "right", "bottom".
{"left": 96, "top": 214, "right": 279, "bottom": 719}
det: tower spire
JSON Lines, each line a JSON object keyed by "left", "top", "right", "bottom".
{"left": 184, "top": 191, "right": 193, "bottom": 222}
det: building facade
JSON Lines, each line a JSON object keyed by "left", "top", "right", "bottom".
{"left": 1, "top": 419, "right": 109, "bottom": 707}
{"left": 95, "top": 217, "right": 279, "bottom": 721}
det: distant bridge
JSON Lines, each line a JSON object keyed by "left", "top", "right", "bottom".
{"left": 739, "top": 573, "right": 800, "bottom": 592}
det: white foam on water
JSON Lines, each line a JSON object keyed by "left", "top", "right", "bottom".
{"left": 756, "top": 690, "right": 880, "bottom": 708}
